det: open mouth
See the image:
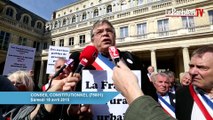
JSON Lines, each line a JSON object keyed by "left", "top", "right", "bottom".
{"left": 102, "top": 39, "right": 111, "bottom": 44}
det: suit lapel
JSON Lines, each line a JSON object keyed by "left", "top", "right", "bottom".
{"left": 169, "top": 93, "right": 175, "bottom": 108}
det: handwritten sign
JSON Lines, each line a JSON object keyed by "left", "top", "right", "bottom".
{"left": 82, "top": 70, "right": 141, "bottom": 120}
{"left": 46, "top": 46, "right": 70, "bottom": 74}
{"left": 3, "top": 43, "right": 35, "bottom": 75}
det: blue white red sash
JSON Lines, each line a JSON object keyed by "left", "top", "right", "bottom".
{"left": 92, "top": 53, "right": 115, "bottom": 71}
{"left": 42, "top": 83, "right": 49, "bottom": 91}
{"left": 200, "top": 92, "right": 213, "bottom": 110}
{"left": 189, "top": 85, "right": 213, "bottom": 120}
{"left": 157, "top": 94, "right": 176, "bottom": 118}
{"left": 43, "top": 54, "right": 115, "bottom": 91}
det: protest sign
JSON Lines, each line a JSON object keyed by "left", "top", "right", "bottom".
{"left": 3, "top": 43, "right": 35, "bottom": 75}
{"left": 82, "top": 70, "right": 141, "bottom": 120}
{"left": 46, "top": 46, "right": 70, "bottom": 74}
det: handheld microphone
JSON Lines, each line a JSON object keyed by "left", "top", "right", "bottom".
{"left": 74, "top": 46, "right": 98, "bottom": 73}
{"left": 108, "top": 46, "right": 120, "bottom": 65}
{"left": 51, "top": 59, "right": 73, "bottom": 80}
{"left": 45, "top": 52, "right": 80, "bottom": 91}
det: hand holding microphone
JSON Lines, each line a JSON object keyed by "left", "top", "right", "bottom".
{"left": 74, "top": 45, "right": 98, "bottom": 73}
{"left": 46, "top": 52, "right": 80, "bottom": 91}
{"left": 66, "top": 45, "right": 98, "bottom": 91}
{"left": 46, "top": 46, "right": 98, "bottom": 91}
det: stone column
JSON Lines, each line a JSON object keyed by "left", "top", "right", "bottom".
{"left": 151, "top": 49, "right": 157, "bottom": 72}
{"left": 38, "top": 60, "right": 44, "bottom": 88}
{"left": 182, "top": 47, "right": 190, "bottom": 72}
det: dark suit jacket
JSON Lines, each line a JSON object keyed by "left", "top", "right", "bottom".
{"left": 176, "top": 86, "right": 194, "bottom": 120}
{"left": 168, "top": 92, "right": 176, "bottom": 108}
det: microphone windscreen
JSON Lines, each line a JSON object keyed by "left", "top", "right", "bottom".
{"left": 69, "top": 52, "right": 80, "bottom": 70}
{"left": 109, "top": 46, "right": 120, "bottom": 59}
{"left": 69, "top": 52, "right": 80, "bottom": 63}
{"left": 79, "top": 46, "right": 98, "bottom": 66}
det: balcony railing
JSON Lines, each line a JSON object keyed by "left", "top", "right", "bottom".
{"left": 47, "top": 0, "right": 207, "bottom": 35}
{"left": 115, "top": 24, "right": 212, "bottom": 44}
{"left": 41, "top": 24, "right": 212, "bottom": 54}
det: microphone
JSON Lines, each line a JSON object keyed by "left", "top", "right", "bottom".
{"left": 74, "top": 46, "right": 98, "bottom": 73}
{"left": 108, "top": 46, "right": 120, "bottom": 65}
{"left": 45, "top": 52, "right": 80, "bottom": 91}
{"left": 51, "top": 59, "right": 73, "bottom": 80}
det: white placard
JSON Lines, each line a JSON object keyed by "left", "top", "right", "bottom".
{"left": 82, "top": 70, "right": 141, "bottom": 120}
{"left": 46, "top": 46, "right": 70, "bottom": 74}
{"left": 3, "top": 43, "right": 36, "bottom": 75}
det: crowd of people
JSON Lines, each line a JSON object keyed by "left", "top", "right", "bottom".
{"left": 0, "top": 19, "right": 212, "bottom": 120}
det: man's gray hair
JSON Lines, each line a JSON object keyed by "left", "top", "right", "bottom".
{"left": 151, "top": 72, "right": 169, "bottom": 83}
{"left": 192, "top": 45, "right": 213, "bottom": 57}
{"left": 90, "top": 19, "right": 115, "bottom": 39}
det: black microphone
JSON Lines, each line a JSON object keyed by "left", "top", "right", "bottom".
{"left": 74, "top": 46, "right": 98, "bottom": 73}
{"left": 46, "top": 52, "right": 80, "bottom": 91}
{"left": 51, "top": 59, "right": 73, "bottom": 80}
{"left": 108, "top": 46, "right": 120, "bottom": 65}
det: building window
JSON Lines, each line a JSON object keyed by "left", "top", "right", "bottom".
{"left": 121, "top": 0, "right": 127, "bottom": 10}
{"left": 82, "top": 12, "right": 87, "bottom": 20}
{"left": 138, "top": 0, "right": 143, "bottom": 5}
{"left": 107, "top": 5, "right": 112, "bottom": 13}
{"left": 54, "top": 21, "right": 58, "bottom": 28}
{"left": 0, "top": 31, "right": 10, "bottom": 50}
{"left": 23, "top": 16, "right": 29, "bottom": 24}
{"left": 43, "top": 42, "right": 48, "bottom": 49}
{"left": 33, "top": 41, "right": 36, "bottom": 48}
{"left": 208, "top": 10, "right": 213, "bottom": 24}
{"left": 182, "top": 17, "right": 195, "bottom": 28}
{"left": 147, "top": 0, "right": 153, "bottom": 3}
{"left": 79, "top": 35, "right": 85, "bottom": 44}
{"left": 158, "top": 19, "right": 169, "bottom": 36}
{"left": 33, "top": 41, "right": 40, "bottom": 51}
{"left": 18, "top": 37, "right": 27, "bottom": 46}
{"left": 6, "top": 7, "right": 14, "bottom": 17}
{"left": 94, "top": 9, "right": 99, "bottom": 17}
{"left": 72, "top": 15, "right": 76, "bottom": 23}
{"left": 63, "top": 19, "right": 66, "bottom": 26}
{"left": 69, "top": 37, "right": 74, "bottom": 46}
{"left": 36, "top": 22, "right": 42, "bottom": 29}
{"left": 120, "top": 26, "right": 128, "bottom": 38}
{"left": 59, "top": 39, "right": 64, "bottom": 46}
{"left": 51, "top": 41, "right": 55, "bottom": 46}
{"left": 137, "top": 23, "right": 147, "bottom": 35}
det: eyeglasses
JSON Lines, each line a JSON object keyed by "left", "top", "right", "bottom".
{"left": 93, "top": 28, "right": 114, "bottom": 36}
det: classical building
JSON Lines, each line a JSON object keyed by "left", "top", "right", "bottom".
{"left": 1, "top": 0, "right": 213, "bottom": 88}
{"left": 44, "top": 0, "right": 213, "bottom": 81}
{"left": 0, "top": 0, "right": 49, "bottom": 87}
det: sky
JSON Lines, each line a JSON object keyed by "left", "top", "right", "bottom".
{"left": 11, "top": 0, "right": 77, "bottom": 20}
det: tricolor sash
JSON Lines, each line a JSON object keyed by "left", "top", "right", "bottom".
{"left": 42, "top": 82, "right": 50, "bottom": 91}
{"left": 92, "top": 53, "right": 115, "bottom": 71}
{"left": 189, "top": 85, "right": 213, "bottom": 120}
{"left": 157, "top": 94, "right": 176, "bottom": 118}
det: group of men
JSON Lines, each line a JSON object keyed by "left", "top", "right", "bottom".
{"left": 0, "top": 19, "right": 212, "bottom": 120}
{"left": 113, "top": 45, "right": 213, "bottom": 120}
